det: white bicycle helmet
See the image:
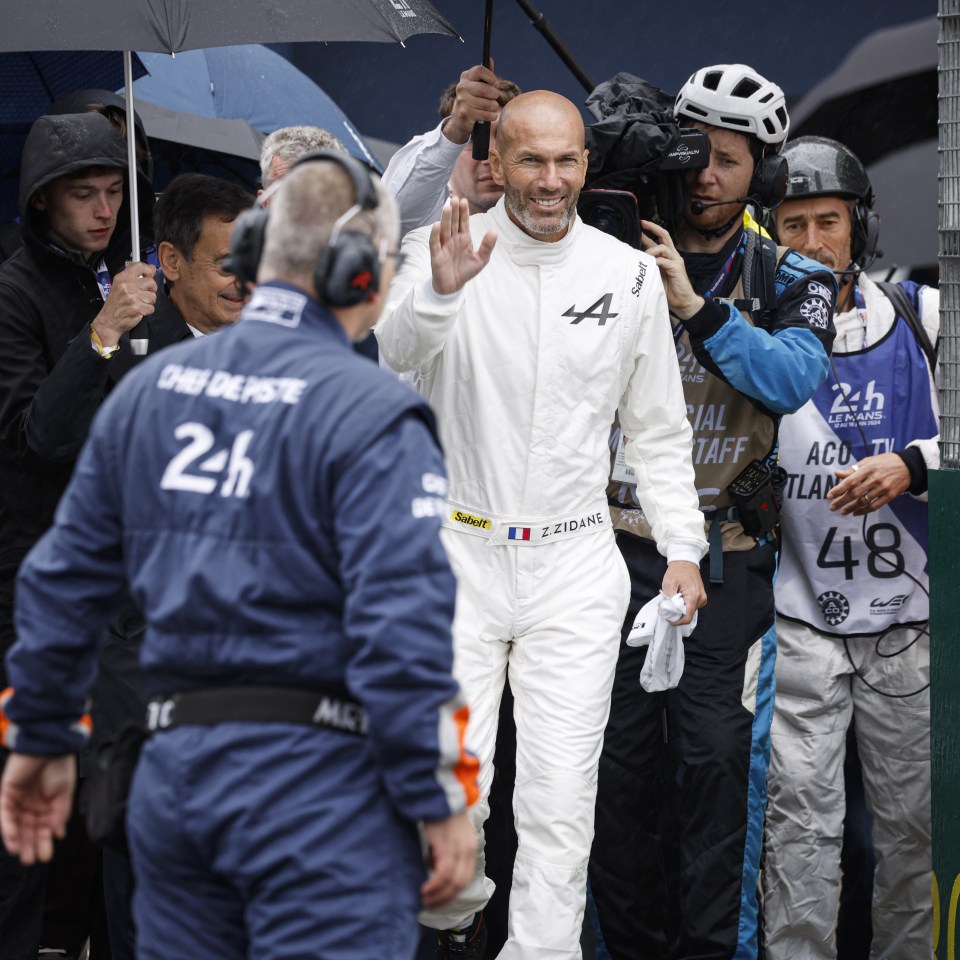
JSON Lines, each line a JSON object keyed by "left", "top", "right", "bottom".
{"left": 674, "top": 64, "right": 789, "bottom": 149}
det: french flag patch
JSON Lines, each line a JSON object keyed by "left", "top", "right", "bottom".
{"left": 508, "top": 527, "right": 531, "bottom": 541}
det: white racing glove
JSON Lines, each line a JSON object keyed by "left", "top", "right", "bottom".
{"left": 626, "top": 592, "right": 698, "bottom": 692}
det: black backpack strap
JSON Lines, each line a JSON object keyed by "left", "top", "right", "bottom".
{"left": 876, "top": 281, "right": 938, "bottom": 378}
{"left": 877, "top": 281, "right": 940, "bottom": 374}
{"left": 732, "top": 233, "right": 780, "bottom": 328}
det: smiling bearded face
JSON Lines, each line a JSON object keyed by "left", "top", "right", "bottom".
{"left": 490, "top": 92, "right": 589, "bottom": 243}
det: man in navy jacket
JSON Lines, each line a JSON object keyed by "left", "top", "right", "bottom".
{"left": 0, "top": 154, "right": 478, "bottom": 960}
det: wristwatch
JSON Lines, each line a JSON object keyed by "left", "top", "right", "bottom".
{"left": 90, "top": 325, "right": 120, "bottom": 359}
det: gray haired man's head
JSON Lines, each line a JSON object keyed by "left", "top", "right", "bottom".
{"left": 258, "top": 159, "right": 398, "bottom": 296}
{"left": 259, "top": 125, "right": 347, "bottom": 191}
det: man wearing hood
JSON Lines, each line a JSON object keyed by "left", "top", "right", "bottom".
{"left": 0, "top": 89, "right": 155, "bottom": 264}
{"left": 0, "top": 110, "right": 174, "bottom": 960}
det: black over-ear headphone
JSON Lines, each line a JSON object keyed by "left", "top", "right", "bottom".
{"left": 748, "top": 153, "right": 789, "bottom": 209}
{"left": 850, "top": 194, "right": 881, "bottom": 269}
{"left": 227, "top": 150, "right": 381, "bottom": 307}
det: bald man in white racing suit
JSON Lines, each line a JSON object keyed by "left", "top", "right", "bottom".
{"left": 377, "top": 90, "right": 706, "bottom": 960}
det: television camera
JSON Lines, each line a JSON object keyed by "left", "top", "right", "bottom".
{"left": 577, "top": 73, "right": 710, "bottom": 248}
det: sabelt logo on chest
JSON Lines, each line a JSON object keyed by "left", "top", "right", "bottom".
{"left": 451, "top": 509, "right": 491, "bottom": 530}
{"left": 561, "top": 293, "right": 618, "bottom": 326}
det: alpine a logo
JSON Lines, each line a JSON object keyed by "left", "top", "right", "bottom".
{"left": 869, "top": 594, "right": 909, "bottom": 615}
{"left": 817, "top": 590, "right": 850, "bottom": 627}
{"left": 562, "top": 293, "right": 619, "bottom": 326}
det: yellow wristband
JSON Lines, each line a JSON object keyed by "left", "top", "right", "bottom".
{"left": 90, "top": 325, "right": 120, "bottom": 359}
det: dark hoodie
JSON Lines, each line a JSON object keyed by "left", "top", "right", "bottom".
{"left": 0, "top": 90, "right": 153, "bottom": 262}
{"left": 0, "top": 112, "right": 186, "bottom": 661}
{"left": 48, "top": 88, "right": 153, "bottom": 182}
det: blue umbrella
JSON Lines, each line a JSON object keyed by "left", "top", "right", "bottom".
{"left": 129, "top": 45, "right": 383, "bottom": 173}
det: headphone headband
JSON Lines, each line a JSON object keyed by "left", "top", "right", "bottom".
{"left": 227, "top": 151, "right": 382, "bottom": 307}
{"left": 289, "top": 150, "right": 378, "bottom": 212}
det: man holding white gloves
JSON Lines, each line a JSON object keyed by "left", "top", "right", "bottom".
{"left": 377, "top": 89, "right": 706, "bottom": 960}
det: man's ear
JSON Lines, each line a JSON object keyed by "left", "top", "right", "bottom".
{"left": 157, "top": 240, "right": 181, "bottom": 282}
{"left": 32, "top": 188, "right": 48, "bottom": 212}
{"left": 489, "top": 148, "right": 504, "bottom": 186}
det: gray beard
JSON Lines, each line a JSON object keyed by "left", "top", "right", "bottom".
{"left": 505, "top": 191, "right": 573, "bottom": 237}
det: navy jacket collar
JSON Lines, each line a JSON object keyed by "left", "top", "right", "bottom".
{"left": 242, "top": 281, "right": 350, "bottom": 346}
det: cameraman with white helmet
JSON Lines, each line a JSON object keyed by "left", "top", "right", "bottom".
{"left": 590, "top": 65, "right": 838, "bottom": 960}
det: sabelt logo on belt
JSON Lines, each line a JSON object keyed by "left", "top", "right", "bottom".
{"left": 451, "top": 509, "right": 492, "bottom": 530}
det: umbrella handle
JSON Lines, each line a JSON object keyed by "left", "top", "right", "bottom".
{"left": 472, "top": 123, "right": 491, "bottom": 161}
{"left": 472, "top": 0, "right": 495, "bottom": 161}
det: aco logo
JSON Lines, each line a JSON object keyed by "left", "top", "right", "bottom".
{"left": 817, "top": 590, "right": 850, "bottom": 627}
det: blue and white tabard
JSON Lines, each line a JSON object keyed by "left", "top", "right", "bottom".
{"left": 776, "top": 316, "right": 937, "bottom": 636}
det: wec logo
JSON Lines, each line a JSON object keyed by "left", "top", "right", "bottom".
{"left": 562, "top": 293, "right": 618, "bottom": 326}
{"left": 870, "top": 594, "right": 909, "bottom": 615}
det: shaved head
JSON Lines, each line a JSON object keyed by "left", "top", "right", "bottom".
{"left": 490, "top": 91, "right": 588, "bottom": 243}
{"left": 497, "top": 91, "right": 585, "bottom": 153}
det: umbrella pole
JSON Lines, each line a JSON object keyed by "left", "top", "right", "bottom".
{"left": 123, "top": 51, "right": 140, "bottom": 261}
{"left": 511, "top": 0, "right": 595, "bottom": 94}
{"left": 123, "top": 50, "right": 149, "bottom": 355}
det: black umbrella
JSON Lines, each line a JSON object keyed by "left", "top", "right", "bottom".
{"left": 790, "top": 16, "right": 936, "bottom": 168}
{"left": 134, "top": 100, "right": 264, "bottom": 163}
{"left": 2, "top": 1, "right": 460, "bottom": 52}
{"left": 866, "top": 139, "right": 937, "bottom": 271}
{"left": 0, "top": 0, "right": 460, "bottom": 348}
{"left": 133, "top": 101, "right": 266, "bottom": 199}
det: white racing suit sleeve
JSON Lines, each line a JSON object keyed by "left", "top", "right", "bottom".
{"left": 375, "top": 225, "right": 464, "bottom": 374}
{"left": 381, "top": 121, "right": 463, "bottom": 236}
{"left": 626, "top": 592, "right": 698, "bottom": 692}
{"left": 618, "top": 270, "right": 707, "bottom": 564}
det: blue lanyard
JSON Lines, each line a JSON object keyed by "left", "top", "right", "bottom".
{"left": 94, "top": 257, "right": 111, "bottom": 301}
{"left": 673, "top": 233, "right": 745, "bottom": 344}
{"left": 702, "top": 234, "right": 745, "bottom": 301}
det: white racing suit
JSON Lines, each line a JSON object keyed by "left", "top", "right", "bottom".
{"left": 764, "top": 275, "right": 939, "bottom": 960}
{"left": 377, "top": 199, "right": 706, "bottom": 960}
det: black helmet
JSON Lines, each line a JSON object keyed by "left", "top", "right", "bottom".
{"left": 780, "top": 136, "right": 879, "bottom": 269}
{"left": 782, "top": 136, "right": 873, "bottom": 205}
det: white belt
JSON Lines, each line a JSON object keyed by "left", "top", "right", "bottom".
{"left": 441, "top": 500, "right": 610, "bottom": 546}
